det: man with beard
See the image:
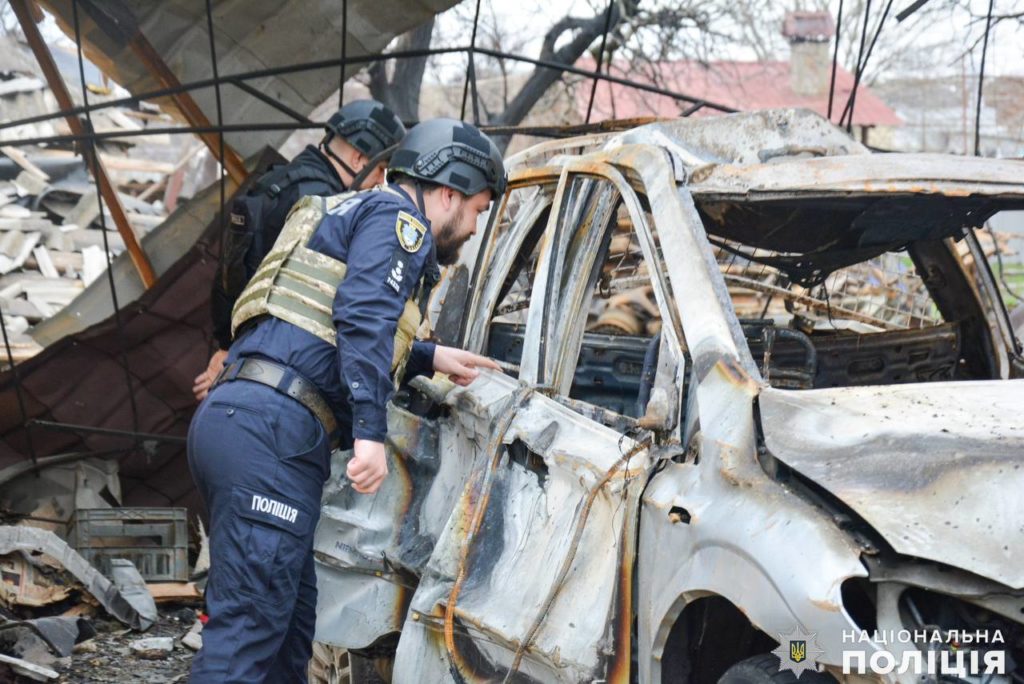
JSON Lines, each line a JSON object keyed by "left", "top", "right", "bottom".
{"left": 186, "top": 118, "right": 504, "bottom": 682}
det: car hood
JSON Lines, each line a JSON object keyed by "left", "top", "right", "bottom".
{"left": 759, "top": 380, "right": 1024, "bottom": 589}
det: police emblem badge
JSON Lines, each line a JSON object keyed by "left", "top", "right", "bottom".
{"left": 396, "top": 211, "right": 427, "bottom": 253}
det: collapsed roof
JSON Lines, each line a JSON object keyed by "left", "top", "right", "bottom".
{"left": 39, "top": 0, "right": 459, "bottom": 157}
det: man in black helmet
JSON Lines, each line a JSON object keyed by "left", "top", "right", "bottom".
{"left": 187, "top": 118, "right": 505, "bottom": 682}
{"left": 193, "top": 99, "right": 407, "bottom": 400}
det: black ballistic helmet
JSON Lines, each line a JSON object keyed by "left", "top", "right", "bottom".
{"left": 324, "top": 100, "right": 406, "bottom": 159}
{"left": 388, "top": 118, "right": 507, "bottom": 198}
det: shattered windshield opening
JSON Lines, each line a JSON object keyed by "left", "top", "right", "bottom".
{"left": 687, "top": 195, "right": 1023, "bottom": 389}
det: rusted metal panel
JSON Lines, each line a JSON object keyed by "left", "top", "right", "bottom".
{"left": 689, "top": 153, "right": 1024, "bottom": 199}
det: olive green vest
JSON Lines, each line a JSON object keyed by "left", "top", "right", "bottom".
{"left": 231, "top": 188, "right": 428, "bottom": 380}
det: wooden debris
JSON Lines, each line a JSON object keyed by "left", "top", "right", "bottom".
{"left": 0, "top": 145, "right": 50, "bottom": 181}
{"left": 0, "top": 92, "right": 181, "bottom": 364}
{"left": 81, "top": 245, "right": 108, "bottom": 287}
{"left": 13, "top": 170, "right": 48, "bottom": 196}
{"left": 63, "top": 190, "right": 100, "bottom": 228}
{"left": 31, "top": 246, "right": 59, "bottom": 279}
{"left": 0, "top": 231, "right": 41, "bottom": 274}
{"left": 146, "top": 582, "right": 203, "bottom": 604}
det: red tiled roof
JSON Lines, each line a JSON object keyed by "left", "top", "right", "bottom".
{"left": 577, "top": 59, "right": 902, "bottom": 127}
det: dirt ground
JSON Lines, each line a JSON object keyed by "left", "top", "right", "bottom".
{"left": 0, "top": 610, "right": 197, "bottom": 684}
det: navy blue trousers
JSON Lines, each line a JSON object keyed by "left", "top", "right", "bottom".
{"left": 188, "top": 379, "right": 330, "bottom": 683}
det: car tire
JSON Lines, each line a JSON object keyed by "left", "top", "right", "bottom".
{"left": 718, "top": 653, "right": 835, "bottom": 684}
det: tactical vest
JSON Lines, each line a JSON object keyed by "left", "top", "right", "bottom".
{"left": 231, "top": 188, "right": 430, "bottom": 382}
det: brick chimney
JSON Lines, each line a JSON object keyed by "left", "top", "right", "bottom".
{"left": 783, "top": 11, "right": 835, "bottom": 97}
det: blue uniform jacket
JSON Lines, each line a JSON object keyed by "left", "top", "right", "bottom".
{"left": 228, "top": 184, "right": 438, "bottom": 444}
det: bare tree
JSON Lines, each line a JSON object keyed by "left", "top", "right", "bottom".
{"left": 366, "top": 17, "right": 436, "bottom": 121}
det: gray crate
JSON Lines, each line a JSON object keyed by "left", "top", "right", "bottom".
{"left": 70, "top": 508, "right": 188, "bottom": 582}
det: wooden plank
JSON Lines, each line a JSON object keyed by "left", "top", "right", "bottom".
{"left": 0, "top": 145, "right": 49, "bottom": 181}
{"left": 99, "top": 154, "right": 175, "bottom": 175}
{"left": 146, "top": 582, "right": 203, "bottom": 603}
{"left": 31, "top": 245, "right": 59, "bottom": 279}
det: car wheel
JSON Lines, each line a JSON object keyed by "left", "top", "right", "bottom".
{"left": 719, "top": 653, "right": 835, "bottom": 684}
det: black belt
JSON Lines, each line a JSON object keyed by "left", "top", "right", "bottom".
{"left": 213, "top": 358, "right": 338, "bottom": 442}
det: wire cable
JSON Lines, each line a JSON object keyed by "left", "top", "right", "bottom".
{"left": 339, "top": 0, "right": 348, "bottom": 108}
{"left": 974, "top": 0, "right": 995, "bottom": 156}
{"left": 585, "top": 0, "right": 616, "bottom": 125}
{"left": 460, "top": 0, "right": 483, "bottom": 123}
{"left": 827, "top": 0, "right": 845, "bottom": 120}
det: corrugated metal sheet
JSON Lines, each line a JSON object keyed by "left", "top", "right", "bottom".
{"left": 39, "top": 0, "right": 459, "bottom": 157}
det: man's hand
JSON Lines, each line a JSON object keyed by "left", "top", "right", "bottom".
{"left": 347, "top": 439, "right": 388, "bottom": 493}
{"left": 192, "top": 349, "right": 229, "bottom": 402}
{"left": 432, "top": 345, "right": 500, "bottom": 386}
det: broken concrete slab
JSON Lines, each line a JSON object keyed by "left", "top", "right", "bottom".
{"left": 0, "top": 652, "right": 58, "bottom": 681}
{"left": 180, "top": 620, "right": 202, "bottom": 651}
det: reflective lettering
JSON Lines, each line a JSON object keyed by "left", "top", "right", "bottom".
{"left": 983, "top": 651, "right": 1006, "bottom": 674}
{"left": 940, "top": 650, "right": 967, "bottom": 677}
{"left": 870, "top": 651, "right": 897, "bottom": 675}
{"left": 843, "top": 652, "right": 867, "bottom": 674}
{"left": 897, "top": 651, "right": 923, "bottom": 674}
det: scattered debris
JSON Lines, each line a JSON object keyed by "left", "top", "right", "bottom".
{"left": 109, "top": 559, "right": 157, "bottom": 631}
{"left": 0, "top": 651, "right": 58, "bottom": 681}
{"left": 147, "top": 582, "right": 203, "bottom": 605}
{"left": 180, "top": 619, "right": 202, "bottom": 651}
{"left": 129, "top": 636, "right": 174, "bottom": 660}
{"left": 0, "top": 526, "right": 147, "bottom": 630}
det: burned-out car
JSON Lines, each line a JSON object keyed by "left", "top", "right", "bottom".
{"left": 310, "top": 109, "right": 1024, "bottom": 684}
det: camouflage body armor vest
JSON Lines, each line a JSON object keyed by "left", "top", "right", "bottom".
{"left": 231, "top": 188, "right": 429, "bottom": 381}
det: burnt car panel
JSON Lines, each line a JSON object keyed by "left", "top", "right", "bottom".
{"left": 313, "top": 109, "right": 1024, "bottom": 684}
{"left": 760, "top": 381, "right": 1024, "bottom": 589}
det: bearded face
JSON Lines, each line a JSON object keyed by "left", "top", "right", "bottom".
{"left": 433, "top": 204, "right": 473, "bottom": 266}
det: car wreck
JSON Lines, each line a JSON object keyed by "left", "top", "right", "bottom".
{"left": 310, "top": 107, "right": 1024, "bottom": 684}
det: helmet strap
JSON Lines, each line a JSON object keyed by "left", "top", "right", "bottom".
{"left": 349, "top": 142, "right": 399, "bottom": 191}
{"left": 414, "top": 180, "right": 427, "bottom": 216}
{"left": 320, "top": 141, "right": 359, "bottom": 186}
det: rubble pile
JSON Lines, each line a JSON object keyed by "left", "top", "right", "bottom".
{"left": 0, "top": 460, "right": 205, "bottom": 681}
{"left": 0, "top": 35, "right": 213, "bottom": 369}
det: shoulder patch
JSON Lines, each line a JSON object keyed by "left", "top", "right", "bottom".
{"left": 395, "top": 211, "right": 427, "bottom": 253}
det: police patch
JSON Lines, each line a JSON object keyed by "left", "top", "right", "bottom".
{"left": 395, "top": 211, "right": 427, "bottom": 253}
{"left": 385, "top": 249, "right": 407, "bottom": 294}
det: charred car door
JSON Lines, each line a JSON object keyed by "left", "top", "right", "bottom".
{"left": 390, "top": 164, "right": 686, "bottom": 683}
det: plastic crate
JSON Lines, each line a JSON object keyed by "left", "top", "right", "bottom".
{"left": 69, "top": 508, "right": 188, "bottom": 582}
